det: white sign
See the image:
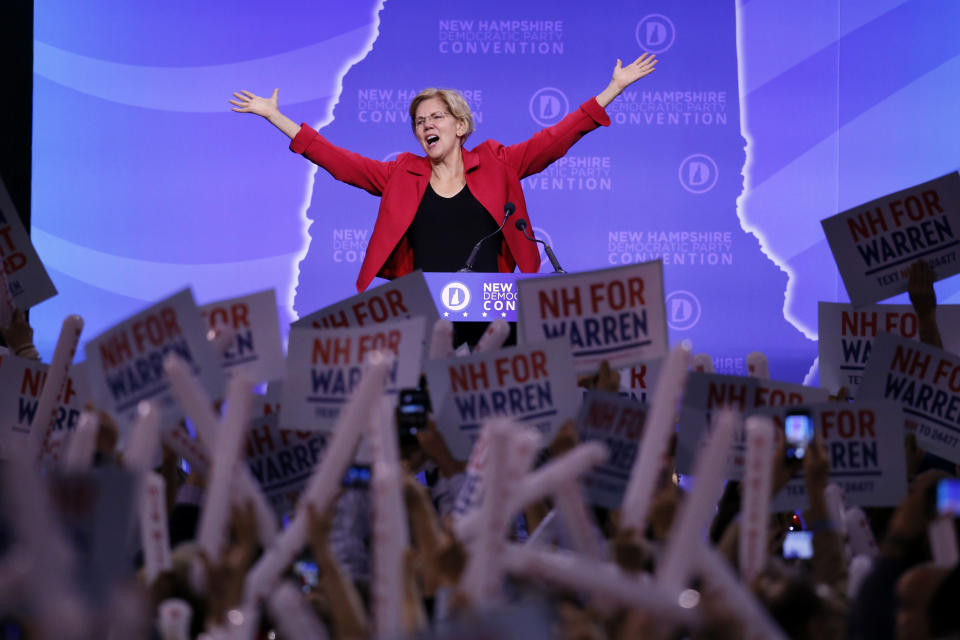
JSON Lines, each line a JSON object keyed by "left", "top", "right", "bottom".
{"left": 818, "top": 302, "right": 960, "bottom": 398}
{"left": 294, "top": 271, "right": 438, "bottom": 330}
{"left": 821, "top": 172, "right": 960, "bottom": 307}
{"left": 83, "top": 289, "right": 224, "bottom": 433}
{"left": 676, "top": 372, "right": 829, "bottom": 478}
{"left": 576, "top": 391, "right": 646, "bottom": 509}
{"left": 517, "top": 261, "right": 668, "bottom": 373}
{"left": 199, "top": 289, "right": 285, "bottom": 384}
{"left": 617, "top": 358, "right": 663, "bottom": 405}
{"left": 0, "top": 355, "right": 90, "bottom": 462}
{"left": 0, "top": 196, "right": 58, "bottom": 309}
{"left": 859, "top": 332, "right": 960, "bottom": 462}
{"left": 245, "top": 414, "right": 327, "bottom": 519}
{"left": 764, "top": 403, "right": 908, "bottom": 511}
{"left": 424, "top": 340, "right": 579, "bottom": 460}
{"left": 280, "top": 317, "right": 425, "bottom": 432}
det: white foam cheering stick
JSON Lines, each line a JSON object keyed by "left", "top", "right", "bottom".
{"left": 158, "top": 599, "right": 192, "bottom": 640}
{"left": 928, "top": 515, "right": 959, "bottom": 567}
{"left": 461, "top": 424, "right": 541, "bottom": 604}
{"left": 657, "top": 409, "right": 738, "bottom": 596}
{"left": 267, "top": 582, "right": 331, "bottom": 640}
{"left": 429, "top": 319, "right": 454, "bottom": 359}
{"left": 192, "top": 373, "right": 254, "bottom": 592}
{"left": 161, "top": 422, "right": 211, "bottom": 475}
{"left": 696, "top": 545, "right": 788, "bottom": 640}
{"left": 746, "top": 351, "right": 770, "bottom": 379}
{"left": 503, "top": 544, "right": 697, "bottom": 627}
{"left": 372, "top": 463, "right": 406, "bottom": 636}
{"left": 620, "top": 342, "right": 691, "bottom": 535}
{"left": 123, "top": 401, "right": 162, "bottom": 472}
{"left": 739, "top": 416, "right": 774, "bottom": 582}
{"left": 555, "top": 478, "right": 602, "bottom": 559}
{"left": 824, "top": 484, "right": 848, "bottom": 536}
{"left": 62, "top": 410, "right": 100, "bottom": 472}
{"left": 244, "top": 352, "right": 393, "bottom": 603}
{"left": 454, "top": 440, "right": 607, "bottom": 541}
{"left": 844, "top": 507, "right": 878, "bottom": 557}
{"left": 690, "top": 353, "right": 714, "bottom": 373}
{"left": 164, "top": 354, "right": 276, "bottom": 544}
{"left": 369, "top": 396, "right": 408, "bottom": 637}
{"left": 141, "top": 471, "right": 173, "bottom": 584}
{"left": 474, "top": 318, "right": 510, "bottom": 353}
{"left": 27, "top": 314, "right": 83, "bottom": 462}
{"left": 847, "top": 555, "right": 873, "bottom": 600}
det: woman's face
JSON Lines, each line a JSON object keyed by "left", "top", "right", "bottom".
{"left": 414, "top": 96, "right": 465, "bottom": 161}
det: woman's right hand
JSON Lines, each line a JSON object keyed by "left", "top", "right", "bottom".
{"left": 230, "top": 88, "right": 280, "bottom": 118}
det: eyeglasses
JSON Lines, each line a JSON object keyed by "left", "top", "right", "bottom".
{"left": 414, "top": 111, "right": 450, "bottom": 129}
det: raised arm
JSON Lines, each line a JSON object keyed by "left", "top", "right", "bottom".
{"left": 595, "top": 53, "right": 658, "bottom": 108}
{"left": 498, "top": 55, "right": 658, "bottom": 178}
{"left": 230, "top": 88, "right": 300, "bottom": 139}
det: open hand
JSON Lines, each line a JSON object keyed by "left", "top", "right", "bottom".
{"left": 611, "top": 53, "right": 658, "bottom": 91}
{"left": 229, "top": 88, "right": 280, "bottom": 118}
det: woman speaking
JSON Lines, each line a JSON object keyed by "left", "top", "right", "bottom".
{"left": 230, "top": 54, "right": 657, "bottom": 294}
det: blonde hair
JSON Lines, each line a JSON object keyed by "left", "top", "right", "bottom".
{"left": 408, "top": 88, "right": 475, "bottom": 144}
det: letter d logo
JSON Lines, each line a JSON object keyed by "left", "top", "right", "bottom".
{"left": 636, "top": 14, "right": 676, "bottom": 53}
{"left": 679, "top": 154, "right": 718, "bottom": 194}
{"left": 529, "top": 88, "right": 569, "bottom": 127}
{"left": 665, "top": 290, "right": 701, "bottom": 331}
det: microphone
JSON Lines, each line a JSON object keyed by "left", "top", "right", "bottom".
{"left": 459, "top": 202, "right": 516, "bottom": 272}
{"left": 515, "top": 219, "right": 565, "bottom": 273}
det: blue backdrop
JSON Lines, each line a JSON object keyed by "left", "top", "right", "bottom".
{"left": 31, "top": 0, "right": 960, "bottom": 384}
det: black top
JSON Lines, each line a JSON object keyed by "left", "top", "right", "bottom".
{"left": 407, "top": 184, "right": 501, "bottom": 272}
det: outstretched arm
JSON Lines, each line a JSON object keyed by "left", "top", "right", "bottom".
{"left": 595, "top": 53, "right": 658, "bottom": 108}
{"left": 229, "top": 88, "right": 300, "bottom": 139}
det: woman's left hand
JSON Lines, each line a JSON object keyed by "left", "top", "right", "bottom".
{"left": 611, "top": 53, "right": 658, "bottom": 90}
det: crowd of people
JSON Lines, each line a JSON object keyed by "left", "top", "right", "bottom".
{"left": 0, "top": 258, "right": 955, "bottom": 640}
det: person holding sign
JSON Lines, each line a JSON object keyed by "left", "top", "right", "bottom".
{"left": 229, "top": 56, "right": 657, "bottom": 294}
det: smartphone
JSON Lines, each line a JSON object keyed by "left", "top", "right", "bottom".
{"left": 397, "top": 387, "right": 429, "bottom": 437}
{"left": 782, "top": 530, "right": 814, "bottom": 559}
{"left": 937, "top": 479, "right": 960, "bottom": 515}
{"left": 784, "top": 409, "right": 814, "bottom": 460}
{"left": 342, "top": 464, "right": 371, "bottom": 489}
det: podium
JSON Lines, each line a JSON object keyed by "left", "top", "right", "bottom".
{"left": 422, "top": 271, "right": 551, "bottom": 323}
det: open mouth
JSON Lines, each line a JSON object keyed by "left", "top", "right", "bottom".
{"left": 425, "top": 135, "right": 439, "bottom": 147}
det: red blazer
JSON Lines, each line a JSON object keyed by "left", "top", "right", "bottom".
{"left": 290, "top": 98, "right": 611, "bottom": 292}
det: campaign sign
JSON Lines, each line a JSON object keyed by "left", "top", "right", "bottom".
{"left": 199, "top": 289, "right": 285, "bottom": 384}
{"left": 0, "top": 355, "right": 90, "bottom": 461}
{"left": 617, "top": 358, "right": 663, "bottom": 405}
{"left": 821, "top": 172, "right": 960, "bottom": 307}
{"left": 245, "top": 413, "right": 327, "bottom": 519}
{"left": 675, "top": 372, "right": 829, "bottom": 478}
{"left": 84, "top": 289, "right": 224, "bottom": 432}
{"left": 818, "top": 302, "right": 960, "bottom": 398}
{"left": 424, "top": 340, "right": 579, "bottom": 460}
{"left": 262, "top": 380, "right": 283, "bottom": 416}
{"left": 280, "top": 317, "right": 425, "bottom": 432}
{"left": 0, "top": 201, "right": 58, "bottom": 310}
{"left": 293, "top": 270, "right": 438, "bottom": 330}
{"left": 517, "top": 261, "right": 668, "bottom": 373}
{"left": 576, "top": 391, "right": 645, "bottom": 509}
{"left": 859, "top": 332, "right": 960, "bottom": 463}
{"left": 763, "top": 403, "right": 908, "bottom": 511}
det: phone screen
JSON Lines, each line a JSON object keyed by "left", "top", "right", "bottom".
{"left": 397, "top": 388, "right": 429, "bottom": 436}
{"left": 784, "top": 412, "right": 814, "bottom": 460}
{"left": 937, "top": 479, "right": 960, "bottom": 515}
{"left": 342, "top": 464, "right": 371, "bottom": 489}
{"left": 782, "top": 530, "right": 814, "bottom": 559}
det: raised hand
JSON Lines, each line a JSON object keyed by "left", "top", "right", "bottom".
{"left": 611, "top": 53, "right": 658, "bottom": 90}
{"left": 229, "top": 88, "right": 300, "bottom": 139}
